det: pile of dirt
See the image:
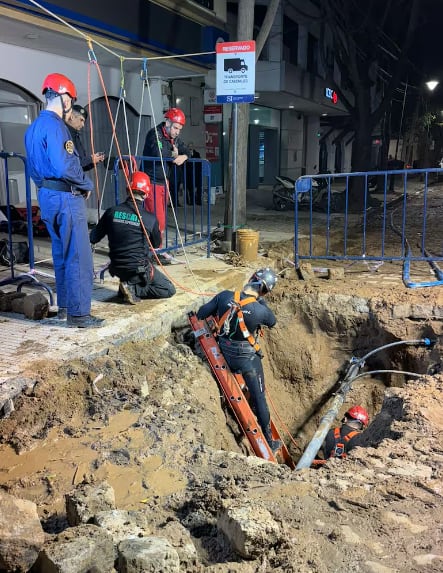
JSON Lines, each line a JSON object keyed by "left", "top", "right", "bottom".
{"left": 0, "top": 266, "right": 442, "bottom": 571}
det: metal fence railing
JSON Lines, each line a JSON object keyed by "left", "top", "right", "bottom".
{"left": 293, "top": 168, "right": 443, "bottom": 288}
{"left": 124, "top": 155, "right": 213, "bottom": 258}
{"left": 0, "top": 152, "right": 54, "bottom": 303}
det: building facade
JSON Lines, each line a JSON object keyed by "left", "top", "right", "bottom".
{"left": 0, "top": 0, "right": 356, "bottom": 206}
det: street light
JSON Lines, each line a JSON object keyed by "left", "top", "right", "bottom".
{"left": 426, "top": 80, "right": 439, "bottom": 92}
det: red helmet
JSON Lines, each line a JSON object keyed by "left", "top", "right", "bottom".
{"left": 164, "top": 108, "right": 186, "bottom": 126}
{"left": 346, "top": 406, "right": 369, "bottom": 427}
{"left": 130, "top": 171, "right": 151, "bottom": 197}
{"left": 42, "top": 73, "right": 77, "bottom": 100}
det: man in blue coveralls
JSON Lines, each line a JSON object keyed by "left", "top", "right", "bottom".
{"left": 25, "top": 73, "right": 104, "bottom": 328}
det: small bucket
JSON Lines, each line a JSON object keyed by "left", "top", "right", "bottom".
{"left": 237, "top": 228, "right": 260, "bottom": 261}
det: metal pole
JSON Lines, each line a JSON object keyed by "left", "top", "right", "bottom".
{"left": 395, "top": 79, "right": 408, "bottom": 160}
{"left": 295, "top": 361, "right": 361, "bottom": 470}
{"left": 232, "top": 103, "right": 238, "bottom": 244}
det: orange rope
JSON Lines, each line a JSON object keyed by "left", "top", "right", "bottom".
{"left": 86, "top": 60, "right": 101, "bottom": 220}
{"left": 85, "top": 50, "right": 217, "bottom": 297}
{"left": 266, "top": 389, "right": 300, "bottom": 451}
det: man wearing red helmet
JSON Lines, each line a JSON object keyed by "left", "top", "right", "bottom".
{"left": 90, "top": 170, "right": 176, "bottom": 303}
{"left": 141, "top": 108, "right": 190, "bottom": 247}
{"left": 323, "top": 405, "right": 369, "bottom": 459}
{"left": 25, "top": 73, "right": 104, "bottom": 329}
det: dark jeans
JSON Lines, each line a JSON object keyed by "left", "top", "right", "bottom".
{"left": 218, "top": 338, "right": 270, "bottom": 434}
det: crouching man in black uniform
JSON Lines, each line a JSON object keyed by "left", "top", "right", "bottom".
{"left": 197, "top": 268, "right": 281, "bottom": 453}
{"left": 90, "top": 171, "right": 176, "bottom": 304}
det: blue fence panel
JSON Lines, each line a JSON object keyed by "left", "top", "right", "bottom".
{"left": 114, "top": 155, "right": 212, "bottom": 258}
{"left": 294, "top": 168, "right": 443, "bottom": 288}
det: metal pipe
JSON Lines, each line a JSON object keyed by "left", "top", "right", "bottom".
{"left": 232, "top": 103, "right": 239, "bottom": 237}
{"left": 295, "top": 360, "right": 361, "bottom": 470}
{"left": 295, "top": 338, "right": 434, "bottom": 470}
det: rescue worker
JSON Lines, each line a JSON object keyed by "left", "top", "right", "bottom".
{"left": 89, "top": 170, "right": 176, "bottom": 304}
{"left": 323, "top": 406, "right": 369, "bottom": 459}
{"left": 65, "top": 104, "right": 105, "bottom": 171}
{"left": 196, "top": 268, "right": 282, "bottom": 453}
{"left": 24, "top": 73, "right": 104, "bottom": 328}
{"left": 141, "top": 108, "right": 189, "bottom": 251}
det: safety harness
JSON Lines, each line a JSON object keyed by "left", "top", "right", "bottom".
{"left": 217, "top": 291, "right": 262, "bottom": 354}
{"left": 330, "top": 427, "right": 359, "bottom": 458}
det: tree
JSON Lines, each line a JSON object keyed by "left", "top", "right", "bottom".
{"left": 224, "top": 0, "right": 280, "bottom": 244}
{"left": 315, "top": 0, "right": 420, "bottom": 207}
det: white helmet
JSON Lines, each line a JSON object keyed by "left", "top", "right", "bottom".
{"left": 248, "top": 267, "right": 277, "bottom": 295}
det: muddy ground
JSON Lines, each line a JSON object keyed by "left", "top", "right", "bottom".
{"left": 0, "top": 193, "right": 443, "bottom": 571}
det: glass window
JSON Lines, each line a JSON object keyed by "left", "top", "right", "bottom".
{"left": 249, "top": 105, "right": 280, "bottom": 129}
{"left": 283, "top": 16, "right": 298, "bottom": 64}
{"left": 307, "top": 33, "right": 318, "bottom": 75}
{"left": 0, "top": 81, "right": 40, "bottom": 204}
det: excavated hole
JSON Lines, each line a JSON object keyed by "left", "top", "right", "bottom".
{"left": 181, "top": 289, "right": 440, "bottom": 464}
{"left": 263, "top": 290, "right": 440, "bottom": 460}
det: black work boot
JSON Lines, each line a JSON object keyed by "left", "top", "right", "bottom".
{"left": 57, "top": 307, "right": 67, "bottom": 320}
{"left": 67, "top": 315, "right": 105, "bottom": 329}
{"left": 119, "top": 281, "right": 140, "bottom": 305}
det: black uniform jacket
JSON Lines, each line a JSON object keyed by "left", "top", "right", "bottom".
{"left": 141, "top": 122, "right": 189, "bottom": 183}
{"left": 67, "top": 125, "right": 94, "bottom": 171}
{"left": 90, "top": 198, "right": 161, "bottom": 278}
{"left": 197, "top": 290, "right": 276, "bottom": 341}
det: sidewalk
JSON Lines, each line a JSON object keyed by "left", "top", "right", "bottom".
{"left": 0, "top": 187, "right": 294, "bottom": 411}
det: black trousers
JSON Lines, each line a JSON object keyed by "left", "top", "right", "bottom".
{"left": 125, "top": 267, "right": 176, "bottom": 299}
{"left": 218, "top": 338, "right": 271, "bottom": 435}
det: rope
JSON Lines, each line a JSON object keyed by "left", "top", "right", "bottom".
{"left": 86, "top": 48, "right": 101, "bottom": 222}
{"left": 267, "top": 390, "right": 300, "bottom": 452}
{"left": 135, "top": 60, "right": 148, "bottom": 157}
{"left": 27, "top": 0, "right": 219, "bottom": 297}
{"left": 88, "top": 56, "right": 216, "bottom": 296}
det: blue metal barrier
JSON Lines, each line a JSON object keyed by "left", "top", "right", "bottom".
{"left": 113, "top": 155, "right": 212, "bottom": 258}
{"left": 0, "top": 152, "right": 54, "bottom": 303}
{"left": 294, "top": 168, "right": 443, "bottom": 288}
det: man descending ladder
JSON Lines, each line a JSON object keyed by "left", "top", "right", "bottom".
{"left": 191, "top": 267, "right": 294, "bottom": 468}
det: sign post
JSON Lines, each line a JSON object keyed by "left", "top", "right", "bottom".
{"left": 215, "top": 41, "right": 256, "bottom": 243}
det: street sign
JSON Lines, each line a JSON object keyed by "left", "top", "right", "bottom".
{"left": 216, "top": 41, "right": 256, "bottom": 104}
{"left": 204, "top": 104, "right": 223, "bottom": 123}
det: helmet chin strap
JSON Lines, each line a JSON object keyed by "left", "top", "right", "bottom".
{"left": 162, "top": 123, "right": 175, "bottom": 143}
{"left": 59, "top": 94, "right": 73, "bottom": 120}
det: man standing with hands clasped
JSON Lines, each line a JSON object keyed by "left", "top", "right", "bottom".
{"left": 141, "top": 108, "right": 189, "bottom": 254}
{"left": 25, "top": 73, "right": 104, "bottom": 329}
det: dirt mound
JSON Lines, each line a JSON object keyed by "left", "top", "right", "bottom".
{"left": 0, "top": 272, "right": 442, "bottom": 571}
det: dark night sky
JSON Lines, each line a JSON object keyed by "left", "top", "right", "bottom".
{"left": 409, "top": 2, "right": 443, "bottom": 84}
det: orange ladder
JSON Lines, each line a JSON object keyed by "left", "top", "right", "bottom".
{"left": 188, "top": 312, "right": 294, "bottom": 469}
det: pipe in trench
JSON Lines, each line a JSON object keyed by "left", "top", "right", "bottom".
{"left": 295, "top": 338, "right": 434, "bottom": 470}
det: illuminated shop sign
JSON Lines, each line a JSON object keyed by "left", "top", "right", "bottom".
{"left": 325, "top": 88, "right": 338, "bottom": 104}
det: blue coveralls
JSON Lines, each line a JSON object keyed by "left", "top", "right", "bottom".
{"left": 25, "top": 110, "right": 94, "bottom": 316}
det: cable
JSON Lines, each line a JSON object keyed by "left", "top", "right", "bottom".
{"left": 351, "top": 369, "right": 424, "bottom": 382}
